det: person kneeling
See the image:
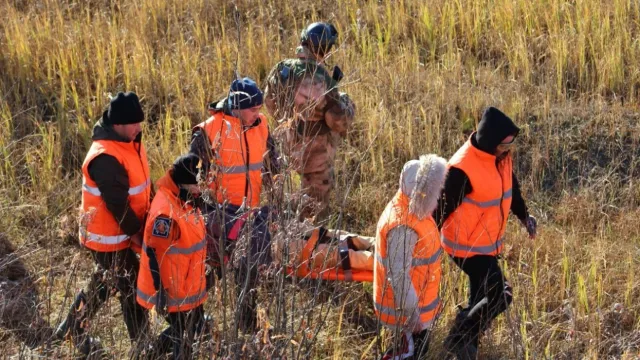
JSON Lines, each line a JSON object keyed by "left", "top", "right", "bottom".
{"left": 374, "top": 155, "right": 447, "bottom": 360}
{"left": 137, "top": 154, "right": 208, "bottom": 359}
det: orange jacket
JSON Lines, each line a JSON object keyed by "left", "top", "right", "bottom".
{"left": 194, "top": 111, "right": 269, "bottom": 208}
{"left": 441, "top": 138, "right": 513, "bottom": 257}
{"left": 374, "top": 191, "right": 442, "bottom": 328}
{"left": 136, "top": 173, "right": 207, "bottom": 313}
{"left": 79, "top": 140, "right": 151, "bottom": 252}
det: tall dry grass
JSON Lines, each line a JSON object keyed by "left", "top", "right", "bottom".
{"left": 1, "top": 0, "right": 639, "bottom": 358}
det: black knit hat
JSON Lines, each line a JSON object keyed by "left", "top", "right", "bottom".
{"left": 171, "top": 154, "right": 201, "bottom": 185}
{"left": 227, "top": 77, "right": 263, "bottom": 110}
{"left": 103, "top": 92, "right": 145, "bottom": 125}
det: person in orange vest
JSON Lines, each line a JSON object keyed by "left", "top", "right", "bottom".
{"left": 374, "top": 154, "right": 448, "bottom": 360}
{"left": 136, "top": 154, "right": 208, "bottom": 359}
{"left": 434, "top": 107, "right": 537, "bottom": 360}
{"left": 56, "top": 92, "right": 151, "bottom": 356}
{"left": 190, "top": 77, "right": 279, "bottom": 332}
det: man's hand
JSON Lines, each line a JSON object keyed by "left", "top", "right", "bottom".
{"left": 523, "top": 215, "right": 537, "bottom": 239}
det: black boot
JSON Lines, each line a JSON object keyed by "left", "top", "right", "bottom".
{"left": 237, "top": 289, "right": 258, "bottom": 333}
{"left": 55, "top": 290, "right": 88, "bottom": 340}
{"left": 443, "top": 309, "right": 479, "bottom": 360}
{"left": 413, "top": 329, "right": 431, "bottom": 359}
{"left": 56, "top": 290, "right": 105, "bottom": 357}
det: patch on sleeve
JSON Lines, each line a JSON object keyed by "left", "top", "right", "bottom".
{"left": 152, "top": 216, "right": 172, "bottom": 238}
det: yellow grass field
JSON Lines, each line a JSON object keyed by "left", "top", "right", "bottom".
{"left": 1, "top": 0, "right": 639, "bottom": 358}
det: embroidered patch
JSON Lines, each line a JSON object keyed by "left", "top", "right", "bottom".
{"left": 152, "top": 217, "right": 172, "bottom": 238}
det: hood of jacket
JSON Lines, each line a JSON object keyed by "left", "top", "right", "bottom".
{"left": 473, "top": 107, "right": 520, "bottom": 154}
{"left": 399, "top": 154, "right": 448, "bottom": 220}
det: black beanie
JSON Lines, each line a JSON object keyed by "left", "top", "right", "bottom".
{"left": 103, "top": 92, "right": 145, "bottom": 125}
{"left": 171, "top": 154, "right": 201, "bottom": 185}
{"left": 475, "top": 107, "right": 520, "bottom": 154}
{"left": 227, "top": 77, "right": 264, "bottom": 110}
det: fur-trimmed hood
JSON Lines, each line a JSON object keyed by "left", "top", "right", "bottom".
{"left": 400, "top": 154, "right": 448, "bottom": 220}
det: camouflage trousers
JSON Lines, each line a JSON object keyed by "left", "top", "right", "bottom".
{"left": 299, "top": 166, "right": 335, "bottom": 222}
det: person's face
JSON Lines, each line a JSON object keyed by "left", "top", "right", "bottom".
{"left": 495, "top": 135, "right": 516, "bottom": 157}
{"left": 113, "top": 123, "right": 142, "bottom": 141}
{"left": 234, "top": 105, "right": 262, "bottom": 126}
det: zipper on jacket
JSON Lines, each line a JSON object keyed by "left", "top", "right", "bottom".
{"left": 243, "top": 129, "right": 250, "bottom": 200}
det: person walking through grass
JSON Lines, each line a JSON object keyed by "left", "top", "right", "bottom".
{"left": 56, "top": 92, "right": 151, "bottom": 357}
{"left": 434, "top": 107, "right": 537, "bottom": 360}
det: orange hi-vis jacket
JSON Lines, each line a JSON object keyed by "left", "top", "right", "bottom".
{"left": 194, "top": 111, "right": 269, "bottom": 208}
{"left": 441, "top": 138, "right": 513, "bottom": 258}
{"left": 136, "top": 173, "right": 207, "bottom": 313}
{"left": 79, "top": 140, "right": 151, "bottom": 252}
{"left": 374, "top": 191, "right": 442, "bottom": 329}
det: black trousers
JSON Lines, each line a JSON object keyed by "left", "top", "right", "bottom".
{"left": 70, "top": 248, "right": 148, "bottom": 341}
{"left": 450, "top": 255, "right": 513, "bottom": 341}
{"left": 153, "top": 305, "right": 205, "bottom": 359}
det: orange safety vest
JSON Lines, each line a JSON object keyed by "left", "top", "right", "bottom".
{"left": 194, "top": 111, "right": 269, "bottom": 208}
{"left": 79, "top": 140, "right": 151, "bottom": 252}
{"left": 441, "top": 137, "right": 513, "bottom": 258}
{"left": 374, "top": 191, "right": 442, "bottom": 328}
{"left": 136, "top": 173, "right": 207, "bottom": 313}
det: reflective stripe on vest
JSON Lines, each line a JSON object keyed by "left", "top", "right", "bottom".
{"left": 136, "top": 288, "right": 207, "bottom": 308}
{"left": 82, "top": 178, "right": 151, "bottom": 197}
{"left": 440, "top": 235, "right": 505, "bottom": 255}
{"left": 141, "top": 238, "right": 207, "bottom": 255}
{"left": 462, "top": 188, "right": 512, "bottom": 208}
{"left": 219, "top": 161, "right": 264, "bottom": 174}
{"left": 375, "top": 248, "right": 442, "bottom": 269}
{"left": 375, "top": 296, "right": 440, "bottom": 316}
{"left": 81, "top": 232, "right": 129, "bottom": 245}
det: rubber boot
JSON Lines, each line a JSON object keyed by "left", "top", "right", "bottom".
{"left": 443, "top": 309, "right": 479, "bottom": 360}
{"left": 413, "top": 329, "right": 430, "bottom": 359}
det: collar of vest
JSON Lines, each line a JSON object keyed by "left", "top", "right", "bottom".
{"left": 467, "top": 134, "right": 497, "bottom": 163}
{"left": 393, "top": 189, "right": 410, "bottom": 209}
{"left": 209, "top": 111, "right": 263, "bottom": 130}
{"left": 92, "top": 120, "right": 142, "bottom": 143}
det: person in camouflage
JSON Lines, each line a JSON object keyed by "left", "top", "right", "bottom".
{"left": 264, "top": 22, "right": 355, "bottom": 222}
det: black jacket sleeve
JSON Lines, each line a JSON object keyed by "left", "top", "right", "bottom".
{"left": 189, "top": 128, "right": 213, "bottom": 173}
{"left": 87, "top": 154, "right": 142, "bottom": 236}
{"left": 510, "top": 171, "right": 529, "bottom": 222}
{"left": 433, "top": 167, "right": 473, "bottom": 228}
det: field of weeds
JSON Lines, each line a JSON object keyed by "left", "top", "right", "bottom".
{"left": 1, "top": 0, "right": 639, "bottom": 358}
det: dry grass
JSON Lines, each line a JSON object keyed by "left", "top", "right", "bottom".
{"left": 1, "top": 0, "right": 639, "bottom": 358}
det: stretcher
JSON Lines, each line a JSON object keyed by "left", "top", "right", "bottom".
{"left": 285, "top": 227, "right": 375, "bottom": 283}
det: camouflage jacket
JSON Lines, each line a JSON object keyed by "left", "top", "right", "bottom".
{"left": 264, "top": 48, "right": 355, "bottom": 138}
